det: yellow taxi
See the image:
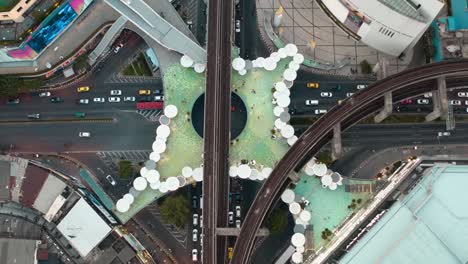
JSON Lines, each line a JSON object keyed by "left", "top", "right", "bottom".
{"left": 228, "top": 247, "right": 234, "bottom": 260}
{"left": 139, "top": 89, "right": 151, "bottom": 95}
{"left": 307, "top": 82, "right": 319, "bottom": 88}
{"left": 77, "top": 86, "right": 90, "bottom": 92}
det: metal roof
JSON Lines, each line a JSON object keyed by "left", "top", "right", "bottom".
{"left": 378, "top": 0, "right": 426, "bottom": 22}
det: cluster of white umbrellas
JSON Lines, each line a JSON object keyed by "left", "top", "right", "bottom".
{"left": 303, "top": 157, "right": 343, "bottom": 190}
{"left": 228, "top": 164, "right": 272, "bottom": 181}
{"left": 280, "top": 188, "right": 312, "bottom": 263}
{"left": 232, "top": 57, "right": 247, "bottom": 75}
{"left": 180, "top": 55, "right": 206, "bottom": 73}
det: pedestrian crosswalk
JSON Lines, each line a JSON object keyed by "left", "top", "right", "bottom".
{"left": 96, "top": 150, "right": 152, "bottom": 172}
{"left": 105, "top": 73, "right": 161, "bottom": 84}
{"left": 146, "top": 205, "right": 188, "bottom": 248}
{"left": 137, "top": 110, "right": 162, "bottom": 122}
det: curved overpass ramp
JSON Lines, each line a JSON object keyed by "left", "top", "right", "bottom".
{"left": 230, "top": 59, "right": 468, "bottom": 264}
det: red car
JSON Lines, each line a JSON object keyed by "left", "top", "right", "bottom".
{"left": 400, "top": 99, "right": 413, "bottom": 105}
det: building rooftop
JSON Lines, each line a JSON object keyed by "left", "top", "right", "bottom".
{"left": 377, "top": 0, "right": 426, "bottom": 22}
{"left": 340, "top": 164, "right": 468, "bottom": 264}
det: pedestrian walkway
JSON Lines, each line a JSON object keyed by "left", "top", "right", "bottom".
{"left": 104, "top": 0, "right": 206, "bottom": 62}
{"left": 145, "top": 204, "right": 188, "bottom": 248}
{"left": 96, "top": 150, "right": 152, "bottom": 174}
{"left": 136, "top": 110, "right": 162, "bottom": 122}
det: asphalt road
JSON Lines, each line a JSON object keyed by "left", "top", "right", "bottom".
{"left": 231, "top": 59, "right": 468, "bottom": 263}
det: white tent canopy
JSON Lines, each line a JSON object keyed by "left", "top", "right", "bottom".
{"left": 133, "top": 177, "right": 148, "bottom": 191}
{"left": 182, "top": 166, "right": 193, "bottom": 178}
{"left": 283, "top": 68, "right": 297, "bottom": 81}
{"left": 194, "top": 63, "right": 206, "bottom": 73}
{"left": 289, "top": 202, "right": 301, "bottom": 214}
{"left": 281, "top": 189, "right": 295, "bottom": 204}
{"left": 164, "top": 105, "right": 178, "bottom": 119}
{"left": 180, "top": 55, "right": 194, "bottom": 67}
{"left": 291, "top": 233, "right": 306, "bottom": 247}
{"left": 232, "top": 57, "right": 246, "bottom": 70}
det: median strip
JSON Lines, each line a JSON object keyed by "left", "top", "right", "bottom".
{"left": 0, "top": 118, "right": 115, "bottom": 124}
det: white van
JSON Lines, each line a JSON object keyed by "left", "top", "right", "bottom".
{"left": 305, "top": 100, "right": 319, "bottom": 106}
{"left": 314, "top": 109, "right": 327, "bottom": 115}
{"left": 357, "top": 84, "right": 368, "bottom": 90}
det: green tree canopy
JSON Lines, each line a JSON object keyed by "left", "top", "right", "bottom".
{"left": 265, "top": 208, "right": 289, "bottom": 234}
{"left": 0, "top": 75, "right": 45, "bottom": 96}
{"left": 118, "top": 160, "right": 133, "bottom": 179}
{"left": 159, "top": 194, "right": 190, "bottom": 228}
{"left": 359, "top": 59, "right": 372, "bottom": 74}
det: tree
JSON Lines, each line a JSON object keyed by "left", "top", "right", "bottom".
{"left": 316, "top": 150, "right": 333, "bottom": 165}
{"left": 359, "top": 60, "right": 372, "bottom": 74}
{"left": 265, "top": 208, "right": 289, "bottom": 234}
{"left": 118, "top": 160, "right": 133, "bottom": 179}
{"left": 73, "top": 54, "right": 89, "bottom": 72}
{"left": 0, "top": 75, "right": 23, "bottom": 97}
{"left": 159, "top": 194, "right": 190, "bottom": 228}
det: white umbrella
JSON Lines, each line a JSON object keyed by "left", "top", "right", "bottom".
{"left": 279, "top": 89, "right": 291, "bottom": 97}
{"left": 256, "top": 57, "right": 265, "bottom": 68}
{"left": 270, "top": 52, "right": 281, "bottom": 63}
{"left": 262, "top": 167, "right": 273, "bottom": 179}
{"left": 275, "top": 82, "right": 287, "bottom": 92}
{"left": 264, "top": 57, "right": 277, "bottom": 71}
{"left": 280, "top": 125, "right": 295, "bottom": 138}
{"left": 277, "top": 95, "right": 291, "bottom": 107}
{"left": 275, "top": 118, "right": 286, "bottom": 129}
{"left": 281, "top": 189, "right": 295, "bottom": 204}
{"left": 182, "top": 166, "right": 193, "bottom": 178}
{"left": 288, "top": 61, "right": 300, "bottom": 71}
{"left": 193, "top": 167, "right": 203, "bottom": 182}
{"left": 283, "top": 68, "right": 297, "bottom": 81}
{"left": 291, "top": 233, "right": 306, "bottom": 247}
{"left": 159, "top": 115, "right": 170, "bottom": 125}
{"left": 164, "top": 105, "right": 178, "bottom": 119}
{"left": 321, "top": 174, "right": 333, "bottom": 186}
{"left": 180, "top": 55, "right": 194, "bottom": 67}
{"left": 194, "top": 63, "right": 206, "bottom": 73}
{"left": 140, "top": 167, "right": 149, "bottom": 178}
{"left": 150, "top": 181, "right": 161, "bottom": 190}
{"left": 279, "top": 111, "right": 291, "bottom": 122}
{"left": 149, "top": 152, "right": 161, "bottom": 162}
{"left": 116, "top": 199, "right": 130, "bottom": 213}
{"left": 249, "top": 169, "right": 259, "bottom": 180}
{"left": 329, "top": 182, "right": 338, "bottom": 190}
{"left": 237, "top": 164, "right": 251, "bottom": 179}
{"left": 229, "top": 166, "right": 238, "bottom": 177}
{"left": 232, "top": 57, "right": 246, "bottom": 70}
{"left": 299, "top": 210, "right": 311, "bottom": 222}
{"left": 238, "top": 69, "right": 247, "bottom": 76}
{"left": 291, "top": 252, "right": 303, "bottom": 263}
{"left": 289, "top": 202, "right": 301, "bottom": 214}
{"left": 123, "top": 193, "right": 134, "bottom": 204}
{"left": 287, "top": 135, "right": 298, "bottom": 146}
{"left": 133, "top": 177, "right": 148, "bottom": 191}
{"left": 296, "top": 246, "right": 305, "bottom": 254}
{"left": 159, "top": 182, "right": 168, "bottom": 193}
{"left": 293, "top": 53, "right": 304, "bottom": 64}
{"left": 313, "top": 163, "right": 327, "bottom": 176}
{"left": 273, "top": 106, "right": 284, "bottom": 117}
{"left": 285, "top": 43, "right": 298, "bottom": 56}
{"left": 146, "top": 170, "right": 160, "bottom": 183}
{"left": 177, "top": 176, "right": 186, "bottom": 187}
{"left": 152, "top": 140, "right": 167, "bottom": 154}
{"left": 295, "top": 218, "right": 308, "bottom": 227}
{"left": 284, "top": 80, "right": 294, "bottom": 88}
{"left": 166, "top": 177, "right": 180, "bottom": 191}
{"left": 306, "top": 158, "right": 316, "bottom": 169}
{"left": 304, "top": 166, "right": 314, "bottom": 176}
{"left": 278, "top": 48, "right": 287, "bottom": 58}
{"left": 273, "top": 91, "right": 280, "bottom": 99}
{"left": 157, "top": 125, "right": 171, "bottom": 138}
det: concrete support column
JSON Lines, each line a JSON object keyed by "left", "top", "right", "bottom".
{"left": 331, "top": 123, "right": 342, "bottom": 160}
{"left": 426, "top": 76, "right": 447, "bottom": 121}
{"left": 374, "top": 92, "right": 393, "bottom": 123}
{"left": 288, "top": 171, "right": 300, "bottom": 183}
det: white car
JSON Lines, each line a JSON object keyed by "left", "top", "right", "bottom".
{"left": 320, "top": 92, "right": 332, "bottom": 97}
{"left": 423, "top": 92, "right": 432, "bottom": 98}
{"left": 79, "top": 132, "right": 91, "bottom": 138}
{"left": 315, "top": 109, "right": 327, "bottom": 115}
{"left": 192, "top": 249, "right": 198, "bottom": 262}
{"left": 193, "top": 214, "right": 198, "bottom": 226}
{"left": 106, "top": 175, "right": 116, "bottom": 186}
{"left": 228, "top": 211, "right": 234, "bottom": 224}
{"left": 108, "top": 97, "right": 121, "bottom": 103}
{"left": 357, "top": 84, "right": 368, "bottom": 90}
{"left": 78, "top": 99, "right": 89, "bottom": 104}
{"left": 438, "top": 131, "right": 451, "bottom": 137}
{"left": 305, "top": 100, "right": 318, "bottom": 106}
{"left": 39, "top": 92, "right": 51, "bottom": 97}
{"left": 450, "top": 100, "right": 462, "bottom": 105}
{"left": 346, "top": 92, "right": 354, "bottom": 97}
{"left": 123, "top": 96, "right": 135, "bottom": 102}
{"left": 110, "top": 90, "right": 122, "bottom": 95}
{"left": 235, "top": 20, "right": 241, "bottom": 32}
{"left": 192, "top": 229, "right": 198, "bottom": 242}
{"left": 458, "top": 92, "right": 468, "bottom": 97}
{"left": 93, "top": 97, "right": 105, "bottom": 103}
{"left": 236, "top": 219, "right": 241, "bottom": 228}
{"left": 417, "top": 99, "right": 429, "bottom": 105}
{"left": 465, "top": 100, "right": 468, "bottom": 105}
{"left": 154, "top": 95, "right": 165, "bottom": 101}
{"left": 200, "top": 215, "right": 203, "bottom": 228}
{"left": 235, "top": 205, "right": 241, "bottom": 218}
{"left": 114, "top": 43, "right": 123, "bottom": 53}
